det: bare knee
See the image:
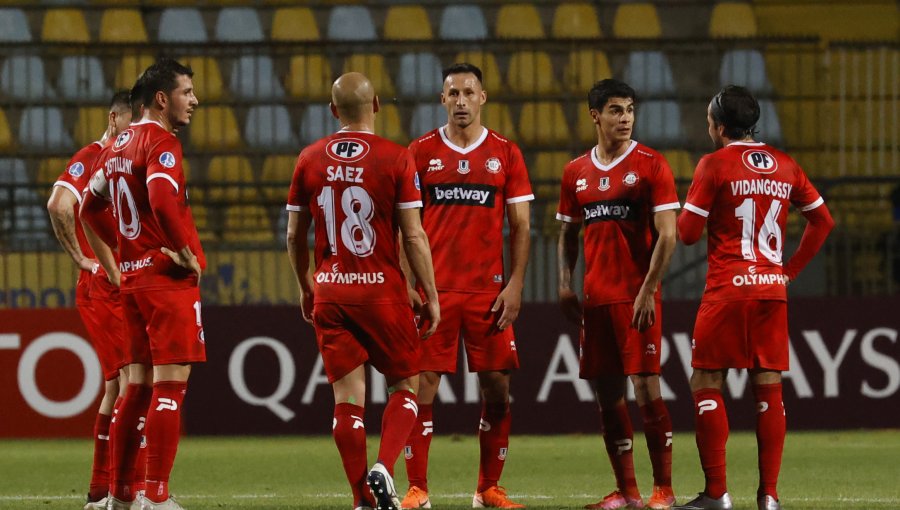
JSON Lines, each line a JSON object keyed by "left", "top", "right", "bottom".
{"left": 478, "top": 370, "right": 510, "bottom": 403}
{"left": 690, "top": 369, "right": 727, "bottom": 392}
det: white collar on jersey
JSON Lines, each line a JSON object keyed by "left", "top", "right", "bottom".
{"left": 130, "top": 119, "right": 166, "bottom": 130}
{"left": 727, "top": 140, "right": 765, "bottom": 147}
{"left": 337, "top": 127, "right": 374, "bottom": 134}
{"left": 439, "top": 125, "right": 488, "bottom": 155}
{"left": 591, "top": 140, "right": 636, "bottom": 172}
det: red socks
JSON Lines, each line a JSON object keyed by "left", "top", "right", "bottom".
{"left": 754, "top": 383, "right": 785, "bottom": 500}
{"left": 88, "top": 413, "right": 112, "bottom": 501}
{"left": 377, "top": 390, "right": 419, "bottom": 476}
{"left": 477, "top": 401, "right": 511, "bottom": 493}
{"left": 693, "top": 389, "right": 729, "bottom": 499}
{"left": 601, "top": 401, "right": 639, "bottom": 496}
{"left": 333, "top": 403, "right": 372, "bottom": 508}
{"left": 640, "top": 397, "right": 673, "bottom": 488}
{"left": 404, "top": 403, "right": 433, "bottom": 492}
{"left": 144, "top": 381, "right": 187, "bottom": 503}
{"left": 111, "top": 384, "right": 152, "bottom": 501}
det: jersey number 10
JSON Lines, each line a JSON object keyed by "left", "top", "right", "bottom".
{"left": 317, "top": 185, "right": 376, "bottom": 258}
{"left": 734, "top": 198, "right": 783, "bottom": 265}
{"left": 110, "top": 176, "right": 141, "bottom": 240}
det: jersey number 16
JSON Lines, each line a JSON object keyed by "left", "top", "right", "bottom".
{"left": 735, "top": 197, "right": 783, "bottom": 265}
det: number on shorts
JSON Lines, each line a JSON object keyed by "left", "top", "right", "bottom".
{"left": 192, "top": 300, "right": 202, "bottom": 326}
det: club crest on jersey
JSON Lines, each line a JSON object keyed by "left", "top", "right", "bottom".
{"left": 598, "top": 176, "right": 610, "bottom": 191}
{"left": 113, "top": 129, "right": 134, "bottom": 152}
{"left": 623, "top": 171, "right": 639, "bottom": 186}
{"left": 485, "top": 157, "right": 502, "bottom": 174}
{"left": 427, "top": 158, "right": 444, "bottom": 172}
{"left": 576, "top": 178, "right": 588, "bottom": 192}
{"left": 67, "top": 162, "right": 84, "bottom": 177}
{"left": 742, "top": 149, "right": 778, "bottom": 174}
{"left": 457, "top": 159, "right": 470, "bottom": 174}
{"left": 327, "top": 138, "right": 370, "bottom": 163}
{"left": 159, "top": 152, "right": 176, "bottom": 168}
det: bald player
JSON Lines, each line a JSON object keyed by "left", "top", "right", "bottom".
{"left": 287, "top": 72, "right": 440, "bottom": 510}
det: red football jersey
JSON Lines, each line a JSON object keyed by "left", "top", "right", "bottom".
{"left": 287, "top": 131, "right": 423, "bottom": 305}
{"left": 91, "top": 119, "right": 205, "bottom": 293}
{"left": 683, "top": 141, "right": 823, "bottom": 303}
{"left": 557, "top": 142, "right": 680, "bottom": 307}
{"left": 54, "top": 141, "right": 103, "bottom": 303}
{"left": 409, "top": 127, "right": 534, "bottom": 293}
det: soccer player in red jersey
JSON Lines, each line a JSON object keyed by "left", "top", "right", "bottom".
{"left": 673, "top": 86, "right": 834, "bottom": 510}
{"left": 557, "top": 79, "right": 679, "bottom": 510}
{"left": 286, "top": 72, "right": 440, "bottom": 510}
{"left": 47, "top": 91, "right": 132, "bottom": 510}
{"left": 401, "top": 63, "right": 533, "bottom": 510}
{"left": 82, "top": 58, "right": 204, "bottom": 510}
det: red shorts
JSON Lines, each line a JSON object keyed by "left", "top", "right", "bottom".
{"left": 122, "top": 287, "right": 207, "bottom": 366}
{"left": 580, "top": 302, "right": 663, "bottom": 378}
{"left": 691, "top": 300, "right": 788, "bottom": 371}
{"left": 420, "top": 291, "right": 519, "bottom": 374}
{"left": 77, "top": 297, "right": 126, "bottom": 380}
{"left": 313, "top": 301, "right": 421, "bottom": 384}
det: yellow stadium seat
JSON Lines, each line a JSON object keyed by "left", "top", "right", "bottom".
{"left": 271, "top": 7, "right": 320, "bottom": 41}
{"left": 481, "top": 103, "right": 517, "bottom": 140}
{"left": 829, "top": 48, "right": 898, "bottom": 99}
{"left": 496, "top": 4, "right": 545, "bottom": 39}
{"left": 177, "top": 56, "right": 225, "bottom": 101}
{"left": 552, "top": 3, "right": 601, "bottom": 39}
{"left": 74, "top": 107, "right": 108, "bottom": 147}
{"left": 223, "top": 205, "right": 274, "bottom": 243}
{"left": 42, "top": 9, "right": 90, "bottom": 42}
{"left": 38, "top": 158, "right": 71, "bottom": 187}
{"left": 182, "top": 158, "right": 202, "bottom": 202}
{"left": 764, "top": 46, "right": 823, "bottom": 98}
{"left": 575, "top": 108, "right": 597, "bottom": 144}
{"left": 286, "top": 54, "right": 333, "bottom": 100}
{"left": 0, "top": 108, "right": 12, "bottom": 152}
{"left": 206, "top": 156, "right": 256, "bottom": 202}
{"left": 189, "top": 106, "right": 242, "bottom": 151}
{"left": 661, "top": 150, "right": 695, "bottom": 181}
{"left": 709, "top": 2, "right": 757, "bottom": 38}
{"left": 343, "top": 54, "right": 395, "bottom": 97}
{"left": 518, "top": 101, "right": 569, "bottom": 146}
{"left": 506, "top": 51, "right": 559, "bottom": 96}
{"left": 384, "top": 5, "right": 433, "bottom": 40}
{"left": 99, "top": 9, "right": 148, "bottom": 42}
{"left": 774, "top": 100, "right": 821, "bottom": 149}
{"left": 612, "top": 3, "right": 662, "bottom": 38}
{"left": 754, "top": 3, "right": 898, "bottom": 41}
{"left": 563, "top": 50, "right": 612, "bottom": 93}
{"left": 114, "top": 54, "right": 155, "bottom": 89}
{"left": 375, "top": 104, "right": 406, "bottom": 145}
{"left": 453, "top": 51, "right": 501, "bottom": 91}
{"left": 189, "top": 205, "right": 216, "bottom": 242}
{"left": 532, "top": 151, "right": 571, "bottom": 181}
{"left": 261, "top": 154, "right": 297, "bottom": 201}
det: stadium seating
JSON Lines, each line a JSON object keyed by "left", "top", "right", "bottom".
{"left": 776, "top": 99, "right": 823, "bottom": 150}
{"left": 756, "top": 99, "right": 784, "bottom": 145}
{"left": 563, "top": 49, "right": 612, "bottom": 92}
{"left": 624, "top": 51, "right": 676, "bottom": 96}
{"left": 206, "top": 156, "right": 257, "bottom": 203}
{"left": 261, "top": 155, "right": 296, "bottom": 201}
{"left": 0, "top": 108, "right": 13, "bottom": 153}
{"left": 410, "top": 104, "right": 446, "bottom": 138}
{"left": 613, "top": 3, "right": 662, "bottom": 38}
{"left": 37, "top": 158, "right": 70, "bottom": 189}
{"left": 177, "top": 56, "right": 225, "bottom": 101}
{"left": 635, "top": 100, "right": 681, "bottom": 146}
{"left": 223, "top": 205, "right": 274, "bottom": 243}
{"left": 42, "top": 9, "right": 90, "bottom": 42}
{"left": 215, "top": 8, "right": 265, "bottom": 42}
{"left": 158, "top": 8, "right": 208, "bottom": 42}
{"left": 719, "top": 50, "right": 772, "bottom": 94}
{"left": 244, "top": 105, "right": 298, "bottom": 150}
{"left": 285, "top": 54, "right": 333, "bottom": 100}
{"left": 99, "top": 9, "right": 148, "bottom": 43}
{"left": 0, "top": 8, "right": 30, "bottom": 42}
{"left": 396, "top": 52, "right": 443, "bottom": 98}
{"left": 342, "top": 54, "right": 395, "bottom": 97}
{"left": 439, "top": 5, "right": 487, "bottom": 40}
{"left": 506, "top": 51, "right": 559, "bottom": 96}
{"left": 551, "top": 3, "right": 602, "bottom": 39}
{"left": 753, "top": 3, "right": 898, "bottom": 41}
{"left": 495, "top": 4, "right": 545, "bottom": 39}
{"left": 518, "top": 101, "right": 569, "bottom": 146}
{"left": 1, "top": 55, "right": 55, "bottom": 100}
{"left": 73, "top": 107, "right": 108, "bottom": 147}
{"left": 230, "top": 55, "right": 285, "bottom": 100}
{"left": 189, "top": 204, "right": 216, "bottom": 242}
{"left": 374, "top": 104, "right": 406, "bottom": 144}
{"left": 575, "top": 108, "right": 597, "bottom": 144}
{"left": 114, "top": 53, "right": 154, "bottom": 90}
{"left": 59, "top": 56, "right": 110, "bottom": 101}
{"left": 299, "top": 104, "right": 339, "bottom": 145}
{"left": 327, "top": 6, "right": 377, "bottom": 41}
{"left": 189, "top": 106, "right": 242, "bottom": 151}
{"left": 661, "top": 149, "right": 695, "bottom": 181}
{"left": 271, "top": 7, "right": 320, "bottom": 41}
{"left": 384, "top": 5, "right": 433, "bottom": 40}
{"left": 531, "top": 151, "right": 571, "bottom": 200}
{"left": 18, "top": 107, "right": 73, "bottom": 150}
{"left": 709, "top": 2, "right": 757, "bottom": 38}
{"left": 453, "top": 51, "right": 501, "bottom": 91}
{"left": 481, "top": 103, "right": 517, "bottom": 140}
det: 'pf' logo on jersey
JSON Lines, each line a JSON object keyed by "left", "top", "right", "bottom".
{"left": 113, "top": 129, "right": 134, "bottom": 152}
{"left": 742, "top": 150, "right": 778, "bottom": 174}
{"left": 327, "top": 138, "right": 370, "bottom": 163}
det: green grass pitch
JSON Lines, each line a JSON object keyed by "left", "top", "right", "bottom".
{"left": 1, "top": 431, "right": 898, "bottom": 509}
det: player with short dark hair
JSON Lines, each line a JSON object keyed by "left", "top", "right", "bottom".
{"left": 286, "top": 72, "right": 440, "bottom": 510}
{"left": 47, "top": 90, "right": 132, "bottom": 510}
{"left": 82, "top": 57, "right": 204, "bottom": 510}
{"left": 401, "top": 63, "right": 533, "bottom": 509}
{"left": 558, "top": 79, "right": 679, "bottom": 510}
{"left": 673, "top": 86, "right": 834, "bottom": 510}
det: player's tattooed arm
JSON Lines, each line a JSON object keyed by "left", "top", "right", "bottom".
{"left": 558, "top": 220, "right": 583, "bottom": 325}
{"left": 286, "top": 209, "right": 315, "bottom": 324}
{"left": 634, "top": 210, "right": 677, "bottom": 331}
{"left": 47, "top": 185, "right": 94, "bottom": 272}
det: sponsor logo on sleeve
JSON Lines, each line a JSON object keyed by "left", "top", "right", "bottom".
{"left": 427, "top": 183, "right": 496, "bottom": 207}
{"left": 159, "top": 152, "right": 176, "bottom": 168}
{"left": 741, "top": 150, "right": 778, "bottom": 174}
{"left": 67, "top": 162, "right": 84, "bottom": 177}
{"left": 485, "top": 157, "right": 502, "bottom": 174}
{"left": 414, "top": 172, "right": 421, "bottom": 191}
{"left": 327, "top": 138, "right": 370, "bottom": 163}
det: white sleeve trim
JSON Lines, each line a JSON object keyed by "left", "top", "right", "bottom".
{"left": 799, "top": 196, "right": 824, "bottom": 212}
{"left": 53, "top": 181, "right": 82, "bottom": 204}
{"left": 506, "top": 194, "right": 535, "bottom": 204}
{"left": 147, "top": 173, "right": 179, "bottom": 192}
{"left": 683, "top": 202, "right": 709, "bottom": 218}
{"left": 556, "top": 212, "right": 582, "bottom": 223}
{"left": 652, "top": 201, "right": 681, "bottom": 213}
{"left": 396, "top": 200, "right": 423, "bottom": 209}
{"left": 286, "top": 204, "right": 307, "bottom": 212}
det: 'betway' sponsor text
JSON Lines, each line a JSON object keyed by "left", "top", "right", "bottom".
{"left": 428, "top": 184, "right": 496, "bottom": 207}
